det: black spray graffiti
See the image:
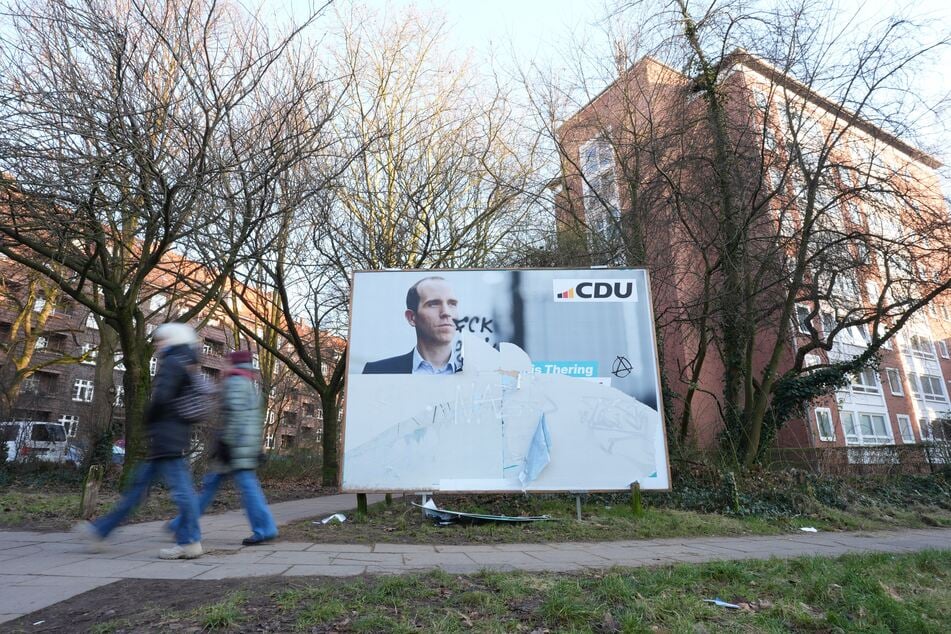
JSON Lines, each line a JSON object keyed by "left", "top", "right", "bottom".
{"left": 452, "top": 315, "right": 495, "bottom": 367}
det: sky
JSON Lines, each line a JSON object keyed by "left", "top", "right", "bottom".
{"left": 277, "top": 0, "right": 951, "bottom": 169}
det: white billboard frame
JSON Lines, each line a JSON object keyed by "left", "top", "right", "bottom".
{"left": 340, "top": 266, "right": 672, "bottom": 493}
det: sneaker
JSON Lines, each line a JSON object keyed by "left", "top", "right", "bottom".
{"left": 158, "top": 542, "right": 203, "bottom": 560}
{"left": 74, "top": 521, "right": 107, "bottom": 553}
{"left": 241, "top": 534, "right": 277, "bottom": 546}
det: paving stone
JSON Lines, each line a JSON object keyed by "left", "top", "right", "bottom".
{"left": 371, "top": 544, "right": 437, "bottom": 554}
{"left": 193, "top": 563, "right": 291, "bottom": 580}
{"left": 0, "top": 554, "right": 93, "bottom": 575}
{"left": 283, "top": 564, "right": 367, "bottom": 577}
{"left": 121, "top": 562, "right": 216, "bottom": 580}
{"left": 332, "top": 552, "right": 405, "bottom": 566}
{"left": 464, "top": 551, "right": 543, "bottom": 566}
{"left": 401, "top": 552, "right": 476, "bottom": 568}
{"left": 436, "top": 563, "right": 493, "bottom": 574}
{"left": 41, "top": 558, "right": 151, "bottom": 577}
{"left": 258, "top": 551, "right": 336, "bottom": 566}
{"left": 0, "top": 613, "right": 25, "bottom": 625}
{"left": 305, "top": 543, "right": 374, "bottom": 553}
{"left": 433, "top": 544, "right": 501, "bottom": 553}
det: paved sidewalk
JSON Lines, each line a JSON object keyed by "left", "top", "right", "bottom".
{"left": 1, "top": 495, "right": 949, "bottom": 624}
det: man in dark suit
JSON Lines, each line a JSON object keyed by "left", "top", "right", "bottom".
{"left": 363, "top": 276, "right": 461, "bottom": 375}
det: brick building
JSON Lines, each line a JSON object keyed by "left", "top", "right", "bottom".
{"left": 0, "top": 256, "right": 327, "bottom": 455}
{"left": 556, "top": 51, "right": 951, "bottom": 468}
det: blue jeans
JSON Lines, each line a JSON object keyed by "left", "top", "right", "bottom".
{"left": 171, "top": 470, "right": 277, "bottom": 540}
{"left": 92, "top": 457, "right": 201, "bottom": 545}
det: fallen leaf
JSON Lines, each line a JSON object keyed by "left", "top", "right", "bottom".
{"left": 879, "top": 582, "right": 903, "bottom": 601}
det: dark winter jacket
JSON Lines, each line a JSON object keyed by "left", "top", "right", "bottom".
{"left": 145, "top": 343, "right": 198, "bottom": 459}
{"left": 216, "top": 363, "right": 264, "bottom": 471}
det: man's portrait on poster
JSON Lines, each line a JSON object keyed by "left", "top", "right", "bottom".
{"left": 362, "top": 276, "right": 463, "bottom": 375}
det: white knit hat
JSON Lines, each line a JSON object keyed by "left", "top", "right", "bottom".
{"left": 152, "top": 322, "right": 198, "bottom": 347}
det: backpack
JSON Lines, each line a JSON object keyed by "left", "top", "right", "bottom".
{"left": 173, "top": 370, "right": 217, "bottom": 424}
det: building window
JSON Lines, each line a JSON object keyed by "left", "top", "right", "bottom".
{"left": 814, "top": 407, "right": 835, "bottom": 441}
{"left": 34, "top": 336, "right": 48, "bottom": 350}
{"left": 21, "top": 375, "right": 39, "bottom": 394}
{"left": 114, "top": 353, "right": 125, "bottom": 371}
{"left": 907, "top": 335, "right": 936, "bottom": 359}
{"left": 264, "top": 434, "right": 275, "bottom": 450}
{"left": 149, "top": 356, "right": 157, "bottom": 376}
{"left": 896, "top": 414, "right": 915, "bottom": 444}
{"left": 72, "top": 379, "right": 94, "bottom": 402}
{"left": 58, "top": 415, "right": 79, "bottom": 438}
{"left": 885, "top": 368, "right": 904, "bottom": 396}
{"left": 841, "top": 410, "right": 892, "bottom": 445}
{"left": 202, "top": 367, "right": 220, "bottom": 381}
{"left": 303, "top": 402, "right": 316, "bottom": 416}
{"left": 850, "top": 367, "right": 880, "bottom": 395}
{"left": 795, "top": 305, "right": 812, "bottom": 334}
{"left": 908, "top": 373, "right": 946, "bottom": 403}
{"left": 938, "top": 340, "right": 950, "bottom": 359}
{"left": 80, "top": 343, "right": 98, "bottom": 364}
{"left": 45, "top": 334, "right": 67, "bottom": 353}
{"left": 251, "top": 354, "right": 260, "bottom": 369}
{"left": 33, "top": 298, "right": 47, "bottom": 313}
{"left": 149, "top": 294, "right": 167, "bottom": 311}
{"left": 85, "top": 313, "right": 99, "bottom": 330}
{"left": 202, "top": 339, "right": 224, "bottom": 356}
{"left": 579, "top": 138, "right": 620, "bottom": 245}
{"left": 114, "top": 385, "right": 124, "bottom": 408}
{"left": 919, "top": 418, "right": 950, "bottom": 443}
{"left": 280, "top": 434, "right": 295, "bottom": 450}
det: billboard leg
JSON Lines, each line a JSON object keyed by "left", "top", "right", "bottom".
{"left": 572, "top": 492, "right": 584, "bottom": 521}
{"left": 415, "top": 492, "right": 433, "bottom": 517}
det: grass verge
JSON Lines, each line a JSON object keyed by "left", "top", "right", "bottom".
{"left": 26, "top": 550, "right": 951, "bottom": 633}
{"left": 280, "top": 492, "right": 951, "bottom": 544}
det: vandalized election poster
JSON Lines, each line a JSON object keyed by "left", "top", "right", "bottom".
{"left": 341, "top": 268, "right": 671, "bottom": 492}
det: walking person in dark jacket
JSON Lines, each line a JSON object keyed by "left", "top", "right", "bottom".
{"left": 78, "top": 323, "right": 204, "bottom": 559}
{"left": 169, "top": 349, "right": 277, "bottom": 545}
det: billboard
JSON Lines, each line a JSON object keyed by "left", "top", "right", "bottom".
{"left": 341, "top": 268, "right": 670, "bottom": 492}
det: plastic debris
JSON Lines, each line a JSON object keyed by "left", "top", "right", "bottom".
{"left": 412, "top": 499, "right": 552, "bottom": 525}
{"left": 33, "top": 622, "right": 45, "bottom": 626}
{"left": 799, "top": 527, "right": 819, "bottom": 532}
{"left": 317, "top": 513, "right": 347, "bottom": 524}
{"left": 703, "top": 598, "right": 741, "bottom": 609}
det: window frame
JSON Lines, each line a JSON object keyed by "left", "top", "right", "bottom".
{"left": 841, "top": 410, "right": 894, "bottom": 445}
{"left": 885, "top": 368, "right": 904, "bottom": 396}
{"left": 814, "top": 407, "right": 835, "bottom": 441}
{"left": 850, "top": 367, "right": 881, "bottom": 395}
{"left": 71, "top": 379, "right": 94, "bottom": 403}
{"left": 895, "top": 414, "right": 915, "bottom": 444}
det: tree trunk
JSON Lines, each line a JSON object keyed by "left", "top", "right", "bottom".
{"left": 84, "top": 324, "right": 118, "bottom": 469}
{"left": 320, "top": 393, "right": 340, "bottom": 487}
{"left": 118, "top": 320, "right": 152, "bottom": 480}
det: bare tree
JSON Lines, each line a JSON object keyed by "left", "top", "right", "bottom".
{"left": 0, "top": 0, "right": 334, "bottom": 469}
{"left": 219, "top": 5, "right": 546, "bottom": 485}
{"left": 543, "top": 0, "right": 951, "bottom": 465}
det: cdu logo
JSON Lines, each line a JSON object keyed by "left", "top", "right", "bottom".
{"left": 553, "top": 279, "right": 638, "bottom": 303}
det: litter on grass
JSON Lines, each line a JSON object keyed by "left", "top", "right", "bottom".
{"left": 703, "top": 598, "right": 741, "bottom": 609}
{"left": 315, "top": 513, "right": 347, "bottom": 524}
{"left": 413, "top": 498, "right": 552, "bottom": 526}
{"left": 799, "top": 527, "right": 819, "bottom": 532}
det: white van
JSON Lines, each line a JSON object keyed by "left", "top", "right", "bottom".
{"left": 1, "top": 421, "right": 69, "bottom": 463}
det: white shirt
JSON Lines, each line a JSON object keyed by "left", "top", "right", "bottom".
{"left": 412, "top": 347, "right": 458, "bottom": 375}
